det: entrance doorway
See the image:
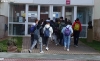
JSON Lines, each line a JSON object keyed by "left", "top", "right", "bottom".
{"left": 40, "top": 6, "right": 49, "bottom": 20}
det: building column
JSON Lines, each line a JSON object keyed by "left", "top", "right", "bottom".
{"left": 49, "top": 5, "right": 53, "bottom": 20}
{"left": 62, "top": 6, "right": 65, "bottom": 20}
{"left": 25, "top": 4, "right": 29, "bottom": 36}
{"left": 38, "top": 5, "right": 40, "bottom": 20}
{"left": 74, "top": 6, "right": 77, "bottom": 21}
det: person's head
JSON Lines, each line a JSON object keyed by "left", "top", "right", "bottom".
{"left": 67, "top": 20, "right": 72, "bottom": 25}
{"left": 55, "top": 18, "right": 58, "bottom": 22}
{"left": 50, "top": 20, "right": 54, "bottom": 22}
{"left": 76, "top": 18, "right": 79, "bottom": 21}
{"left": 47, "top": 18, "right": 50, "bottom": 20}
{"left": 60, "top": 17, "right": 63, "bottom": 20}
{"left": 62, "top": 20, "right": 65, "bottom": 23}
{"left": 35, "top": 19, "right": 39, "bottom": 24}
{"left": 65, "top": 18, "right": 67, "bottom": 21}
{"left": 46, "top": 20, "right": 50, "bottom": 24}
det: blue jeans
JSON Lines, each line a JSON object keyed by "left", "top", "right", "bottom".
{"left": 63, "top": 35, "right": 71, "bottom": 49}
{"left": 30, "top": 37, "right": 43, "bottom": 52}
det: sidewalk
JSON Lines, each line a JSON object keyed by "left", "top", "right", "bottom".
{"left": 0, "top": 53, "right": 100, "bottom": 60}
{"left": 21, "top": 37, "right": 100, "bottom": 54}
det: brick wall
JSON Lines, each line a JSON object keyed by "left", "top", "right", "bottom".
{"left": 0, "top": 15, "right": 8, "bottom": 38}
{"left": 93, "top": 19, "right": 100, "bottom": 41}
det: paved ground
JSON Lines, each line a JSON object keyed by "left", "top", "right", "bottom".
{"left": 0, "top": 58, "right": 99, "bottom": 61}
{"left": 0, "top": 37, "right": 100, "bottom": 60}
{"left": 21, "top": 37, "right": 100, "bottom": 54}
{"left": 0, "top": 53, "right": 100, "bottom": 60}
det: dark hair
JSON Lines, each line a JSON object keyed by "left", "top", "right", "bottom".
{"left": 65, "top": 18, "right": 67, "bottom": 21}
{"left": 48, "top": 18, "right": 50, "bottom": 20}
{"left": 60, "top": 17, "right": 63, "bottom": 19}
{"left": 35, "top": 19, "right": 38, "bottom": 23}
{"left": 67, "top": 20, "right": 72, "bottom": 25}
{"left": 76, "top": 18, "right": 79, "bottom": 21}
{"left": 55, "top": 18, "right": 59, "bottom": 22}
{"left": 62, "top": 20, "right": 65, "bottom": 22}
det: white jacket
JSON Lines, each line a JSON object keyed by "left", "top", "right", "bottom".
{"left": 61, "top": 25, "right": 73, "bottom": 35}
{"left": 43, "top": 24, "right": 53, "bottom": 37}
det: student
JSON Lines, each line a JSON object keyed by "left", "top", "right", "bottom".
{"left": 43, "top": 20, "right": 53, "bottom": 51}
{"left": 72, "top": 18, "right": 82, "bottom": 47}
{"left": 29, "top": 20, "right": 44, "bottom": 53}
{"left": 59, "top": 17, "right": 66, "bottom": 45}
{"left": 61, "top": 20, "right": 73, "bottom": 51}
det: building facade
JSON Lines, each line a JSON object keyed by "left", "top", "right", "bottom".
{"left": 0, "top": 0, "right": 98, "bottom": 37}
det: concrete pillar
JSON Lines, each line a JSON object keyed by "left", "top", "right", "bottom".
{"left": 62, "top": 6, "right": 65, "bottom": 20}
{"left": 74, "top": 6, "right": 77, "bottom": 20}
{"left": 25, "top": 4, "right": 28, "bottom": 35}
{"left": 37, "top": 5, "right": 40, "bottom": 20}
{"left": 49, "top": 5, "right": 53, "bottom": 20}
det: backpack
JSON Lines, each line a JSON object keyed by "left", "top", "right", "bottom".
{"left": 30, "top": 26, "right": 35, "bottom": 33}
{"left": 64, "top": 27, "right": 71, "bottom": 36}
{"left": 74, "top": 23, "right": 80, "bottom": 31}
{"left": 60, "top": 23, "right": 66, "bottom": 31}
{"left": 34, "top": 27, "right": 40, "bottom": 39}
{"left": 44, "top": 27, "right": 50, "bottom": 37}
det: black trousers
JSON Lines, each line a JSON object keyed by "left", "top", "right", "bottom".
{"left": 59, "top": 33, "right": 63, "bottom": 45}
{"left": 31, "top": 35, "right": 37, "bottom": 48}
{"left": 73, "top": 31, "right": 80, "bottom": 46}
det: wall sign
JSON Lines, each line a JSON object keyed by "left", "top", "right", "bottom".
{"left": 66, "top": 0, "right": 70, "bottom": 5}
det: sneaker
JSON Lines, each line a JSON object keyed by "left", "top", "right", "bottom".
{"left": 64, "top": 47, "right": 66, "bottom": 50}
{"left": 40, "top": 51, "right": 44, "bottom": 53}
{"left": 76, "top": 45, "right": 78, "bottom": 47}
{"left": 28, "top": 49, "right": 32, "bottom": 53}
{"left": 67, "top": 49, "right": 69, "bottom": 51}
{"left": 43, "top": 44, "right": 46, "bottom": 46}
{"left": 46, "top": 47, "right": 49, "bottom": 51}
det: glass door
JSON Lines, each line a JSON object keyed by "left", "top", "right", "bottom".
{"left": 27, "top": 5, "right": 38, "bottom": 35}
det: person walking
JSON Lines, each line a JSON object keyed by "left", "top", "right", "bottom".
{"left": 72, "top": 18, "right": 82, "bottom": 47}
{"left": 43, "top": 20, "right": 53, "bottom": 51}
{"left": 28, "top": 21, "right": 44, "bottom": 53}
{"left": 61, "top": 20, "right": 73, "bottom": 51}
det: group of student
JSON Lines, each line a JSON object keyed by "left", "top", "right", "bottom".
{"left": 28, "top": 17, "right": 82, "bottom": 53}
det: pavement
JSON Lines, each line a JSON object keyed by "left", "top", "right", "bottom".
{"left": 0, "top": 37, "right": 100, "bottom": 60}
{"left": 21, "top": 37, "right": 100, "bottom": 54}
{"left": 0, "top": 53, "right": 100, "bottom": 60}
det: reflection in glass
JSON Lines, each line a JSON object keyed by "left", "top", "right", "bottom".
{"left": 53, "top": 6, "right": 62, "bottom": 20}
{"left": 65, "top": 7, "right": 72, "bottom": 20}
{"left": 28, "top": 5, "right": 38, "bottom": 22}
{"left": 80, "top": 26, "right": 86, "bottom": 37}
{"left": 9, "top": 4, "right": 25, "bottom": 22}
{"left": 28, "top": 24, "right": 32, "bottom": 35}
{"left": 9, "top": 24, "right": 25, "bottom": 35}
{"left": 40, "top": 6, "right": 49, "bottom": 20}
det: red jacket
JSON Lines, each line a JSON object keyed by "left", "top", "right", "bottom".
{"left": 72, "top": 21, "right": 82, "bottom": 32}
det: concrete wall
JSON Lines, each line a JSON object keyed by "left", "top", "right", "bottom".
{"left": 0, "top": 15, "right": 8, "bottom": 38}
{"left": 32, "top": 0, "right": 94, "bottom": 5}
{"left": 9, "top": 0, "right": 94, "bottom": 5}
{"left": 0, "top": 3, "right": 9, "bottom": 17}
{"left": 93, "top": 0, "right": 100, "bottom": 19}
{"left": 93, "top": 19, "right": 100, "bottom": 41}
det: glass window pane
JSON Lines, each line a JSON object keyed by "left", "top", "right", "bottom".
{"left": 40, "top": 6, "right": 49, "bottom": 20}
{"left": 79, "top": 26, "right": 87, "bottom": 37}
{"left": 9, "top": 24, "right": 25, "bottom": 35}
{"left": 65, "top": 7, "right": 73, "bottom": 21}
{"left": 53, "top": 6, "right": 62, "bottom": 20}
{"left": 9, "top": 4, "right": 25, "bottom": 22}
{"left": 28, "top": 5, "right": 38, "bottom": 22}
{"left": 28, "top": 24, "right": 31, "bottom": 35}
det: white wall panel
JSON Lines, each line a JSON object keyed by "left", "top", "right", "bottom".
{"left": 71, "top": 0, "right": 94, "bottom": 5}
{"left": 13, "top": 0, "right": 33, "bottom": 3}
